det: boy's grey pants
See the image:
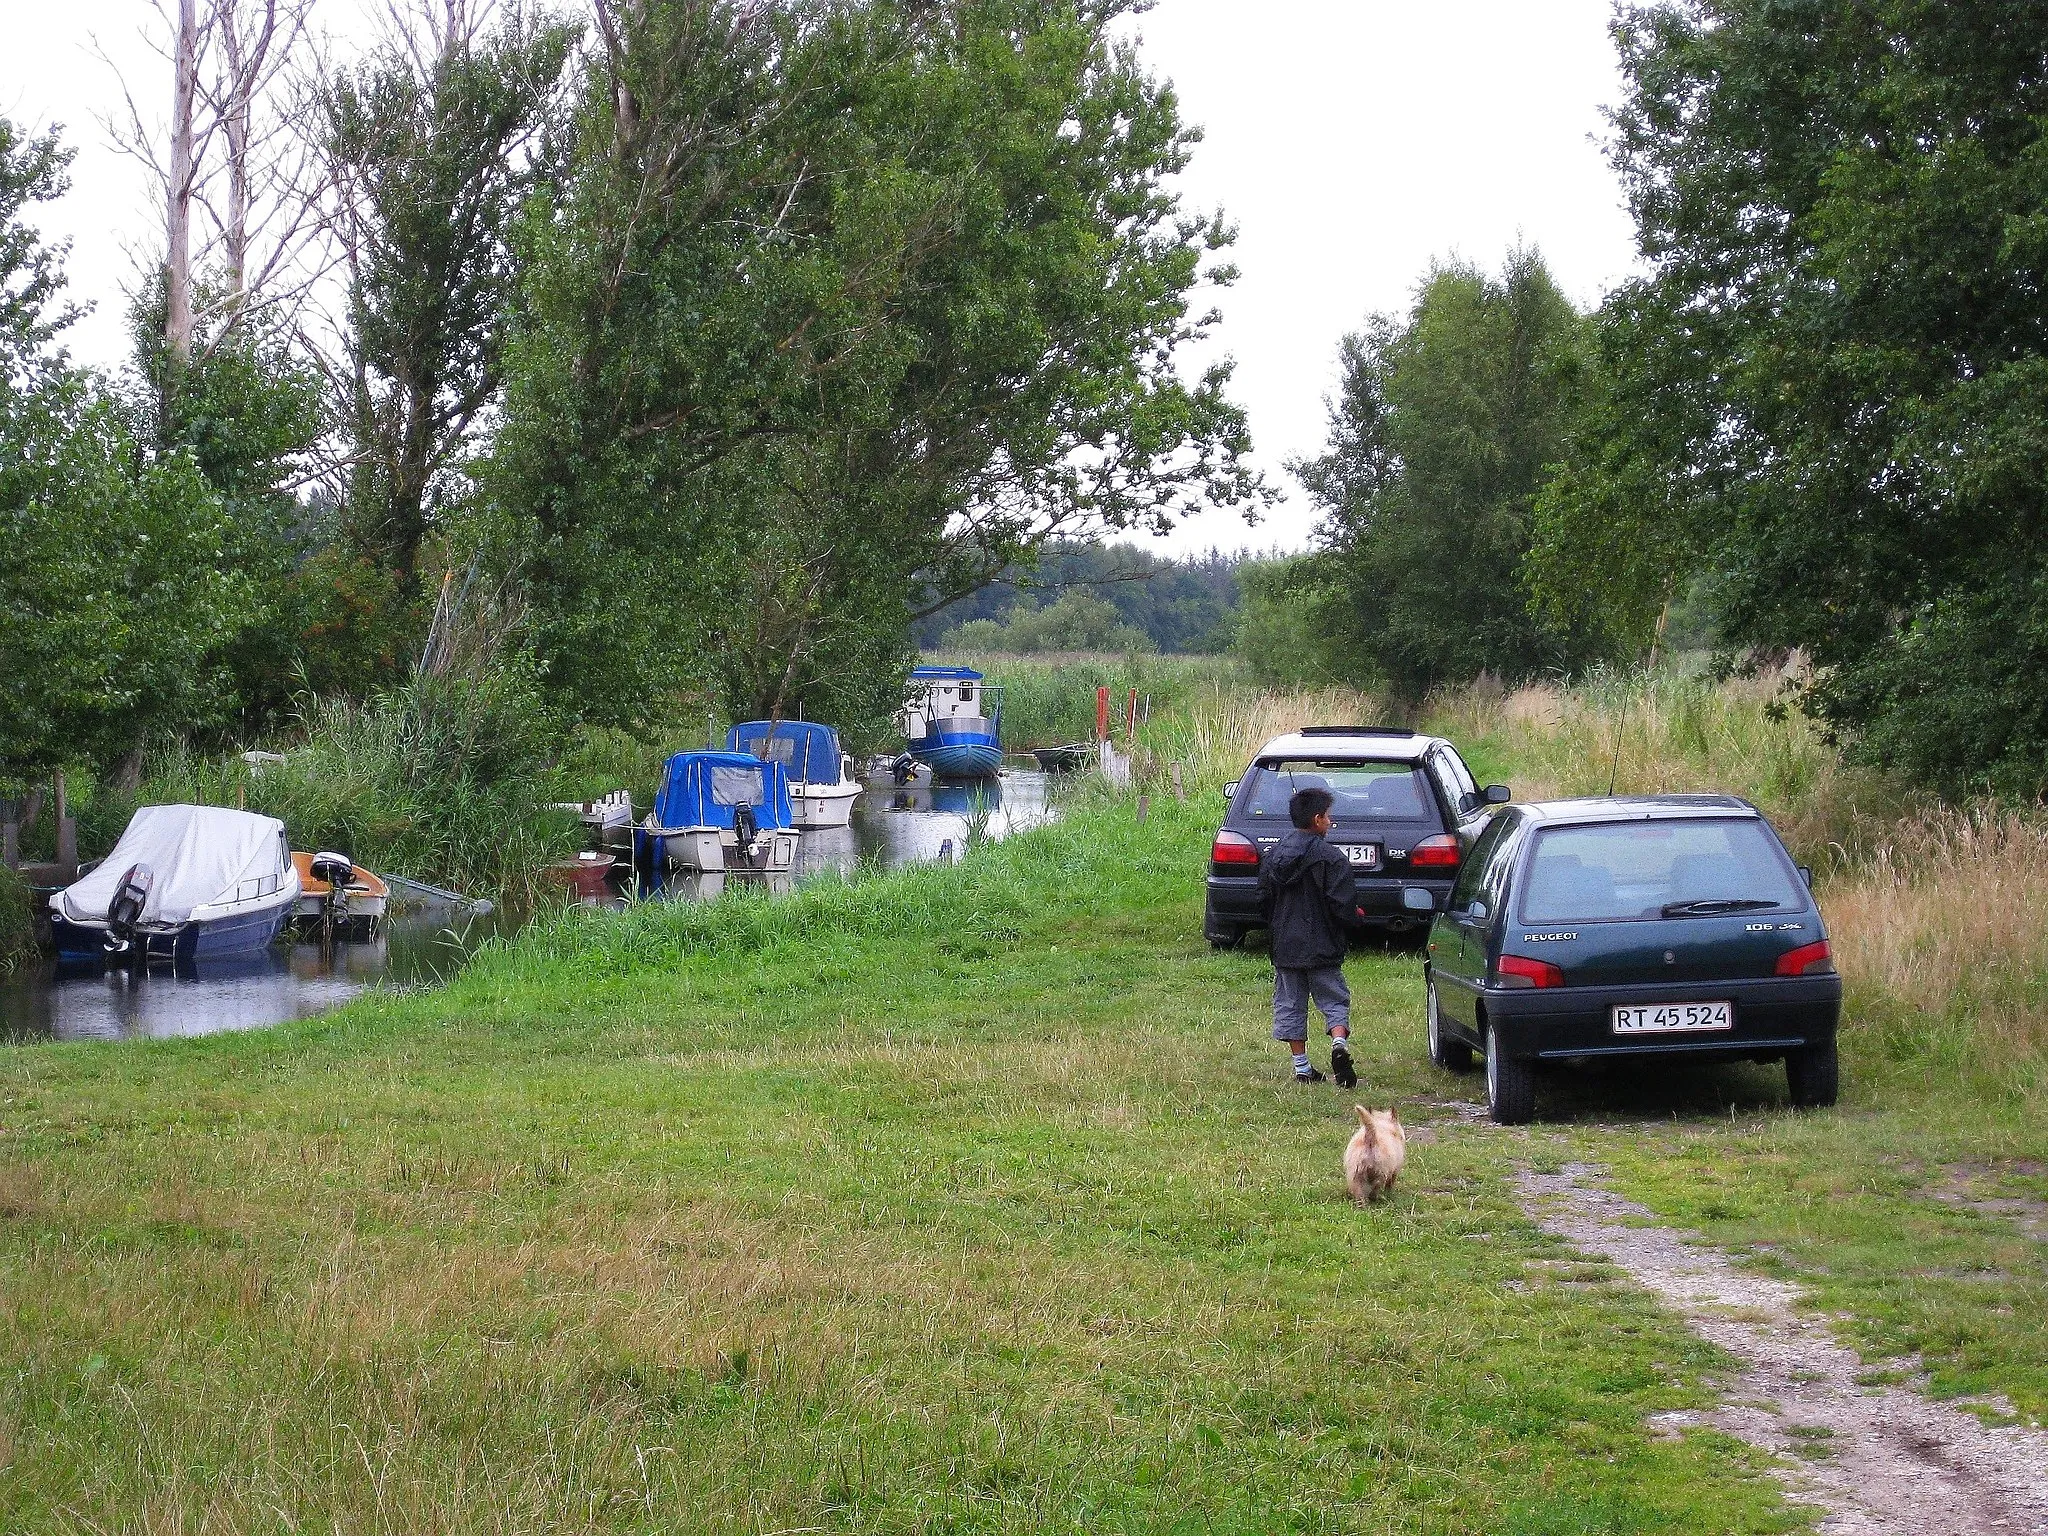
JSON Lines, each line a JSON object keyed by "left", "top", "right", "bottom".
{"left": 1272, "top": 965, "right": 1350, "bottom": 1041}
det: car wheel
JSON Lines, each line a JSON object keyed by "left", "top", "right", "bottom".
{"left": 1426, "top": 980, "right": 1473, "bottom": 1072}
{"left": 1207, "top": 925, "right": 1244, "bottom": 951}
{"left": 1485, "top": 1028, "right": 1535, "bottom": 1125}
{"left": 1785, "top": 1037, "right": 1839, "bottom": 1109}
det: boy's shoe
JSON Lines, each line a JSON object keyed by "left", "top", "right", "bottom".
{"left": 1293, "top": 1066, "right": 1327, "bottom": 1084}
{"left": 1330, "top": 1039, "right": 1357, "bottom": 1089}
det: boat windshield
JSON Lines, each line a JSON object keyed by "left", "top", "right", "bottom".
{"left": 710, "top": 766, "right": 768, "bottom": 806}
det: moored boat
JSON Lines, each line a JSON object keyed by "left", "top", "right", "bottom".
{"left": 49, "top": 806, "right": 299, "bottom": 963}
{"left": 897, "top": 666, "right": 1003, "bottom": 779}
{"left": 291, "top": 851, "right": 390, "bottom": 939}
{"left": 1031, "top": 742, "right": 1089, "bottom": 773}
{"left": 642, "top": 752, "right": 800, "bottom": 874}
{"left": 724, "top": 720, "right": 862, "bottom": 829}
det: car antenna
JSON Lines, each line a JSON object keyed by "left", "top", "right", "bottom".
{"left": 1604, "top": 673, "right": 1631, "bottom": 797}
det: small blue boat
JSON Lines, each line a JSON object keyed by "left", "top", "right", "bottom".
{"left": 897, "top": 666, "right": 1003, "bottom": 778}
{"left": 48, "top": 805, "right": 300, "bottom": 964}
{"left": 642, "top": 751, "right": 801, "bottom": 874}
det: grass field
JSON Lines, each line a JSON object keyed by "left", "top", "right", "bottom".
{"left": 1, "top": 670, "right": 2044, "bottom": 1532}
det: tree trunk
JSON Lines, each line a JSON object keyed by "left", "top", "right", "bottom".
{"left": 167, "top": 0, "right": 199, "bottom": 360}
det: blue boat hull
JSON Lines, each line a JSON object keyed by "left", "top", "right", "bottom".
{"left": 50, "top": 901, "right": 293, "bottom": 966}
{"left": 908, "top": 724, "right": 1002, "bottom": 779}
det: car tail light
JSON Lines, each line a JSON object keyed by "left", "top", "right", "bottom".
{"left": 1408, "top": 833, "right": 1460, "bottom": 868}
{"left": 1211, "top": 830, "right": 1260, "bottom": 867}
{"left": 1775, "top": 939, "right": 1835, "bottom": 977}
{"left": 1497, "top": 953, "right": 1565, "bottom": 989}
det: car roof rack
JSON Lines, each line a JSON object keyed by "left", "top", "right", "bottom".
{"left": 1295, "top": 725, "right": 1415, "bottom": 737}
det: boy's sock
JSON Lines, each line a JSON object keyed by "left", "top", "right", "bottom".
{"left": 1291, "top": 1052, "right": 1312, "bottom": 1078}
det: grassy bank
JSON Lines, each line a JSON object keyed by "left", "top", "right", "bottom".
{"left": 0, "top": 798, "right": 1808, "bottom": 1534}
{"left": 2, "top": 667, "right": 2045, "bottom": 1532}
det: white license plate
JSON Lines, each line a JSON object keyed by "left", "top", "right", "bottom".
{"left": 1612, "top": 1001, "right": 1734, "bottom": 1034}
{"left": 1341, "top": 843, "right": 1382, "bottom": 869}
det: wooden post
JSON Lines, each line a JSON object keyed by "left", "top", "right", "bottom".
{"left": 1136, "top": 793, "right": 1150, "bottom": 825}
{"left": 1127, "top": 686, "right": 1138, "bottom": 737}
{"left": 1170, "top": 762, "right": 1185, "bottom": 803}
{"left": 1095, "top": 686, "right": 1110, "bottom": 741}
{"left": 55, "top": 770, "right": 77, "bottom": 873}
{"left": 2, "top": 820, "right": 16, "bottom": 871}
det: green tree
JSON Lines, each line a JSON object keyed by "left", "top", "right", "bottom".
{"left": 492, "top": 0, "right": 1264, "bottom": 728}
{"left": 1294, "top": 250, "right": 1604, "bottom": 700}
{"left": 0, "top": 120, "right": 247, "bottom": 782}
{"left": 1229, "top": 555, "right": 1350, "bottom": 689}
{"left": 128, "top": 285, "right": 325, "bottom": 736}
{"left": 324, "top": 9, "right": 575, "bottom": 596}
{"left": 1572, "top": 0, "right": 2048, "bottom": 796}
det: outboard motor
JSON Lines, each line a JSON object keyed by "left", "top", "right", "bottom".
{"left": 309, "top": 852, "right": 354, "bottom": 916}
{"left": 732, "top": 802, "right": 761, "bottom": 867}
{"left": 103, "top": 863, "right": 154, "bottom": 954}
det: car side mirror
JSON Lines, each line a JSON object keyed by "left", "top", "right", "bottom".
{"left": 1223, "top": 780, "right": 1239, "bottom": 799}
{"left": 1402, "top": 886, "right": 1436, "bottom": 913}
{"left": 1467, "top": 899, "right": 1489, "bottom": 922}
{"left": 1484, "top": 784, "right": 1512, "bottom": 805}
{"left": 1798, "top": 865, "right": 1813, "bottom": 887}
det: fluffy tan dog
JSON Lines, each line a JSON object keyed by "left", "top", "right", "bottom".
{"left": 1344, "top": 1105, "right": 1406, "bottom": 1206}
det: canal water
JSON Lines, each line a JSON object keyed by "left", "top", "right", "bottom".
{"left": 1, "top": 769, "right": 1054, "bottom": 1044}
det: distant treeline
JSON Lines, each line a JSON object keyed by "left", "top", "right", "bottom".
{"left": 918, "top": 542, "right": 1256, "bottom": 655}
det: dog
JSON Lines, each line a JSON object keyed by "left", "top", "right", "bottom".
{"left": 1344, "top": 1105, "right": 1406, "bottom": 1206}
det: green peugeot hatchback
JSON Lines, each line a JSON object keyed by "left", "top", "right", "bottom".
{"left": 1423, "top": 795, "right": 1841, "bottom": 1124}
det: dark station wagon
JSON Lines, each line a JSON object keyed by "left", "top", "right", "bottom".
{"left": 1204, "top": 727, "right": 1509, "bottom": 948}
{"left": 1424, "top": 795, "right": 1841, "bottom": 1123}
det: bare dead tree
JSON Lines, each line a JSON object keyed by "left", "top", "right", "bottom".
{"left": 166, "top": 0, "right": 201, "bottom": 359}
{"left": 98, "top": 0, "right": 328, "bottom": 354}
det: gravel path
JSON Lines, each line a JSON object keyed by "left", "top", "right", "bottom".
{"left": 1517, "top": 1163, "right": 2048, "bottom": 1535}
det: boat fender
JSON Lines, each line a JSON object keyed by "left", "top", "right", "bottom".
{"left": 105, "top": 862, "right": 154, "bottom": 952}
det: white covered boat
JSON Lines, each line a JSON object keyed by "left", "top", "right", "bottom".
{"left": 50, "top": 806, "right": 299, "bottom": 962}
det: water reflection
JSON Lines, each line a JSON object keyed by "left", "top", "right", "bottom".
{"left": 2, "top": 770, "right": 1056, "bottom": 1043}
{"left": 0, "top": 913, "right": 489, "bottom": 1044}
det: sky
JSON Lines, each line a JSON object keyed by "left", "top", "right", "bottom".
{"left": 2, "top": 1, "right": 1643, "bottom": 556}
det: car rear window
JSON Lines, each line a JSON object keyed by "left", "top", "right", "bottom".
{"left": 1518, "top": 818, "right": 1805, "bottom": 924}
{"left": 1243, "top": 760, "right": 1436, "bottom": 822}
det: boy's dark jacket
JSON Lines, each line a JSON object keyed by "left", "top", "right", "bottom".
{"left": 1258, "top": 828, "right": 1358, "bottom": 969}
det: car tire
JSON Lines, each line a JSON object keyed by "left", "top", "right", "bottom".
{"left": 1485, "top": 1028, "right": 1535, "bottom": 1125}
{"left": 1426, "top": 980, "right": 1473, "bottom": 1072}
{"left": 1785, "top": 1037, "right": 1839, "bottom": 1109}
{"left": 1207, "top": 925, "right": 1245, "bottom": 951}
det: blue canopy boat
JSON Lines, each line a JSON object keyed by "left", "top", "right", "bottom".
{"left": 641, "top": 751, "right": 800, "bottom": 874}
{"left": 897, "top": 666, "right": 1003, "bottom": 778}
{"left": 724, "top": 720, "right": 863, "bottom": 829}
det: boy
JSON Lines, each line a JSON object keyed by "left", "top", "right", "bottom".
{"left": 1258, "top": 785, "right": 1359, "bottom": 1087}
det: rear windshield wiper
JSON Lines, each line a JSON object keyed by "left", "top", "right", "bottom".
{"left": 1659, "top": 897, "right": 1780, "bottom": 917}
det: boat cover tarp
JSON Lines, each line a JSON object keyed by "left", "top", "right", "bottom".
{"left": 910, "top": 665, "right": 983, "bottom": 682}
{"left": 725, "top": 721, "right": 843, "bottom": 784}
{"left": 56, "top": 805, "right": 294, "bottom": 926}
{"left": 652, "top": 752, "right": 795, "bottom": 832}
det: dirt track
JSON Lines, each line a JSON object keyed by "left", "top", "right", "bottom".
{"left": 1518, "top": 1163, "right": 2048, "bottom": 1535}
